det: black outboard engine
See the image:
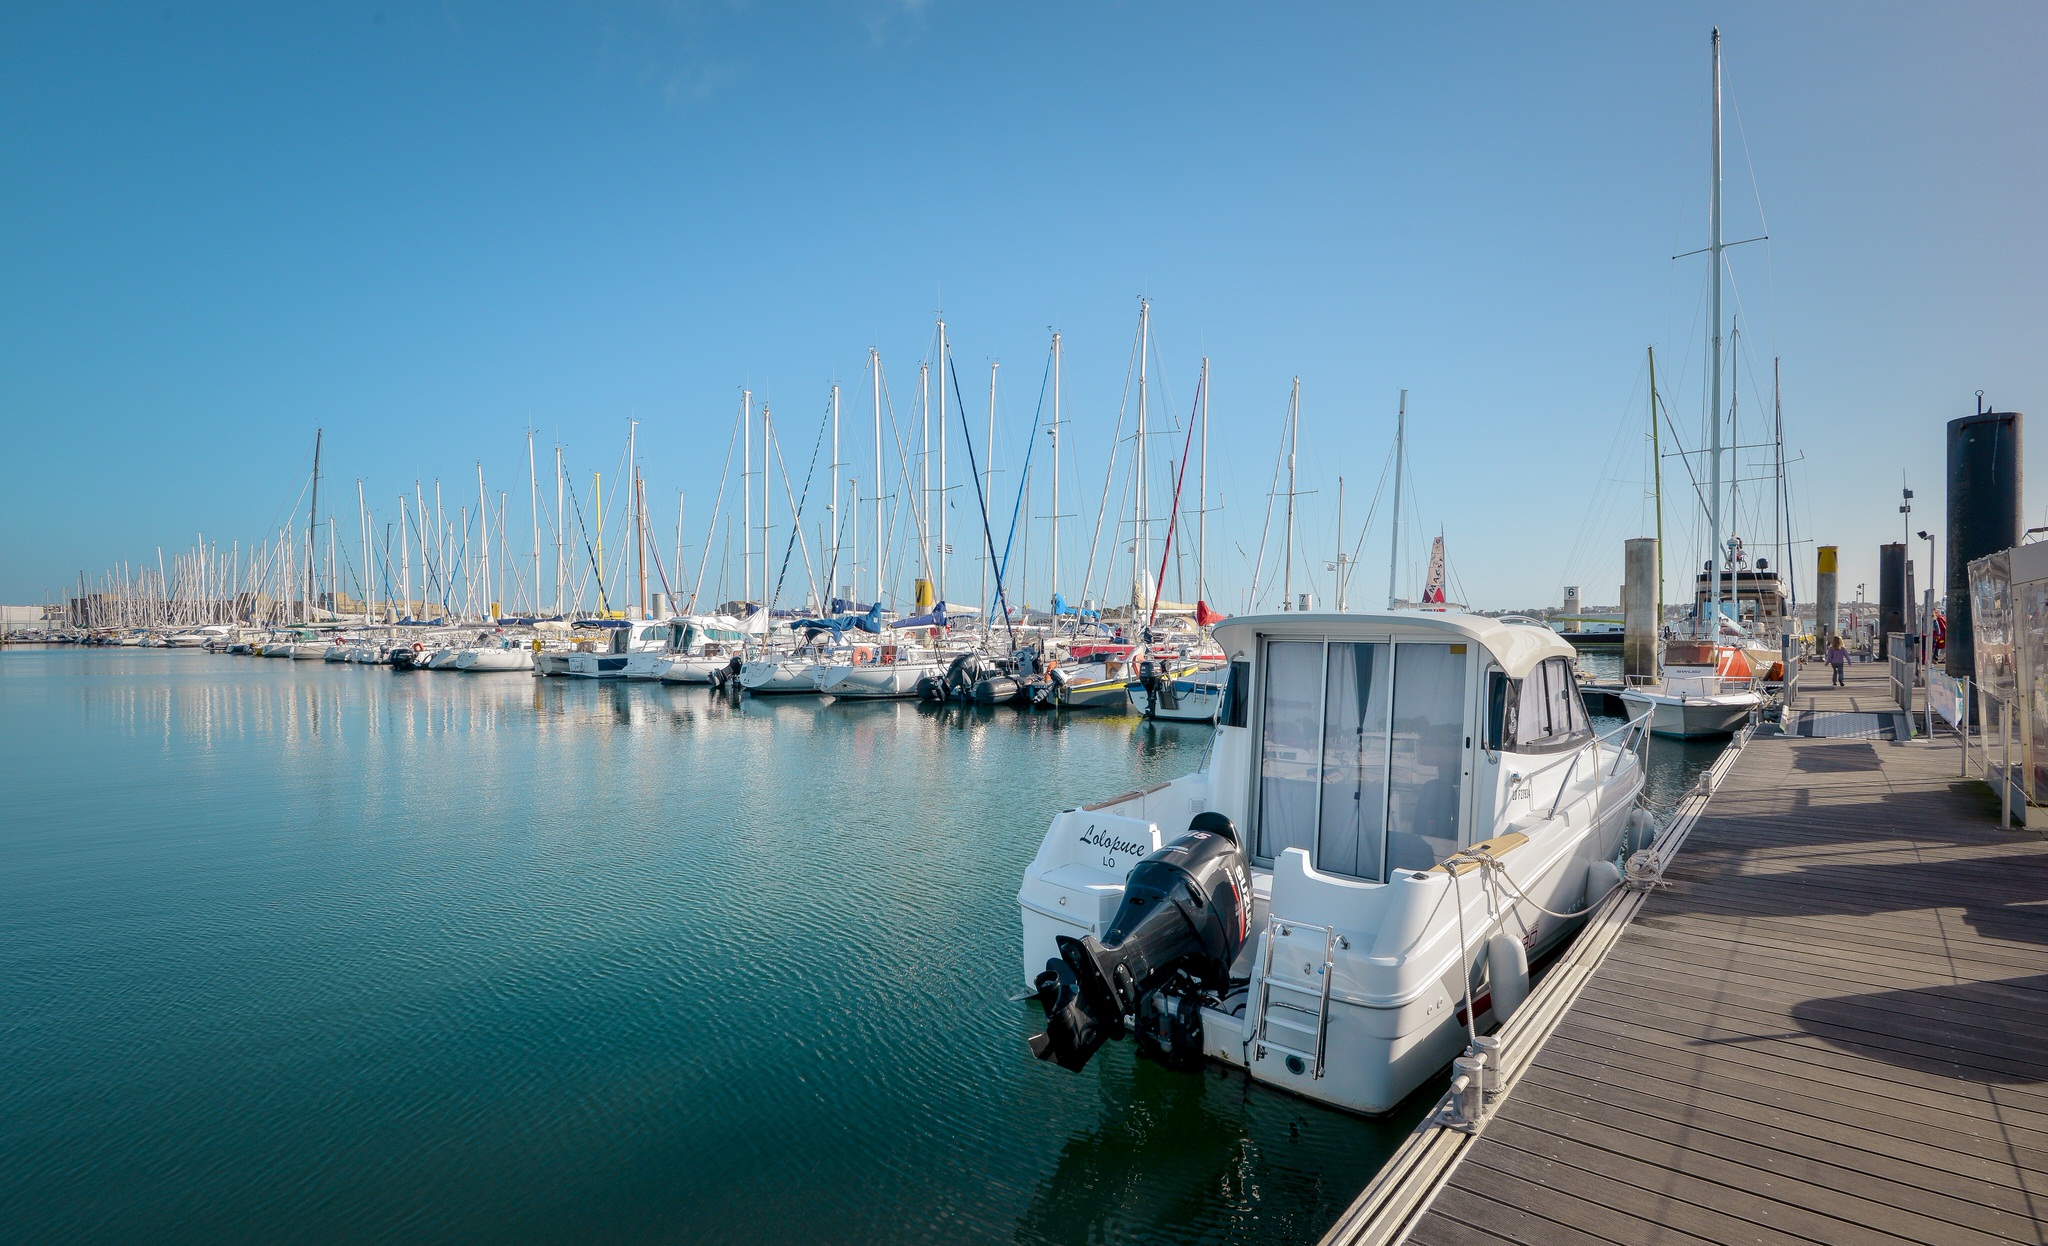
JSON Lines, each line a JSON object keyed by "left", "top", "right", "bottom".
{"left": 1136, "top": 658, "right": 1165, "bottom": 718}
{"left": 1029, "top": 814, "right": 1250, "bottom": 1074}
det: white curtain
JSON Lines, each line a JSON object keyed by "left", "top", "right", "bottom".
{"left": 1256, "top": 640, "right": 1324, "bottom": 863}
{"left": 1388, "top": 644, "right": 1467, "bottom": 870}
{"left": 1316, "top": 642, "right": 1391, "bottom": 881}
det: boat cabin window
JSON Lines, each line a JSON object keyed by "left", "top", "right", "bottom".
{"left": 1507, "top": 656, "right": 1590, "bottom": 753}
{"left": 1221, "top": 659, "right": 1251, "bottom": 728}
{"left": 1254, "top": 638, "right": 1469, "bottom": 882}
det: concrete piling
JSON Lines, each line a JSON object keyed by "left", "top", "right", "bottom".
{"left": 1623, "top": 538, "right": 1658, "bottom": 683}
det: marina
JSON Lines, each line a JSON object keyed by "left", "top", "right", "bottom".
{"left": 4, "top": 7, "right": 2043, "bottom": 1244}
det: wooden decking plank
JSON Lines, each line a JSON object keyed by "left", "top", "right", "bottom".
{"left": 1510, "top": 1068, "right": 2048, "bottom": 1240}
{"left": 1559, "top": 1002, "right": 2048, "bottom": 1129}
{"left": 1616, "top": 924, "right": 2048, "bottom": 1012}
{"left": 1478, "top": 1115, "right": 1891, "bottom": 1246}
{"left": 1414, "top": 1182, "right": 1620, "bottom": 1246}
{"left": 1538, "top": 1034, "right": 2048, "bottom": 1182}
{"left": 1649, "top": 889, "right": 2048, "bottom": 953}
{"left": 1485, "top": 1102, "right": 1999, "bottom": 1246}
{"left": 1437, "top": 1158, "right": 1725, "bottom": 1246}
{"left": 1594, "top": 954, "right": 2048, "bottom": 1055}
{"left": 1607, "top": 936, "right": 2048, "bottom": 1026}
{"left": 1572, "top": 979, "right": 2048, "bottom": 1082}
{"left": 1572, "top": 979, "right": 2048, "bottom": 1084}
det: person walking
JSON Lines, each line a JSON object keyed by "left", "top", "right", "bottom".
{"left": 1826, "top": 635, "right": 1849, "bottom": 687}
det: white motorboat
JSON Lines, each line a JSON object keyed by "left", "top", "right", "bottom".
{"left": 167, "top": 626, "right": 234, "bottom": 649}
{"left": 535, "top": 620, "right": 672, "bottom": 679}
{"left": 1618, "top": 638, "right": 1762, "bottom": 739}
{"left": 652, "top": 615, "right": 755, "bottom": 684}
{"left": 1019, "top": 611, "right": 1651, "bottom": 1116}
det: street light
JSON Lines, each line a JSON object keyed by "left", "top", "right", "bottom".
{"left": 1917, "top": 527, "right": 1938, "bottom": 737}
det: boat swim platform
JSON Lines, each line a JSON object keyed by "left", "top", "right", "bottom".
{"left": 1326, "top": 659, "right": 2048, "bottom": 1245}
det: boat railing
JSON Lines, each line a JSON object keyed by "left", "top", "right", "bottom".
{"left": 1512, "top": 709, "right": 1649, "bottom": 817}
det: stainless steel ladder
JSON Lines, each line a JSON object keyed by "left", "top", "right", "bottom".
{"left": 1253, "top": 915, "right": 1338, "bottom": 1078}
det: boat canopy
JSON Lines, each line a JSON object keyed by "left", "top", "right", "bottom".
{"left": 1211, "top": 610, "right": 1572, "bottom": 681}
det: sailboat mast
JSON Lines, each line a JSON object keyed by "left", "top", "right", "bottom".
{"left": 1336, "top": 477, "right": 1346, "bottom": 612}
{"left": 762, "top": 406, "right": 772, "bottom": 609}
{"left": 1050, "top": 334, "right": 1062, "bottom": 605}
{"left": 1134, "top": 300, "right": 1150, "bottom": 609}
{"left": 1706, "top": 26, "right": 1726, "bottom": 635}
{"left": 1775, "top": 356, "right": 1794, "bottom": 611}
{"left": 1649, "top": 346, "right": 1666, "bottom": 626}
{"left": 830, "top": 382, "right": 840, "bottom": 600}
{"left": 306, "top": 428, "right": 322, "bottom": 624}
{"left": 553, "top": 448, "right": 564, "bottom": 615}
{"left": 358, "top": 480, "right": 370, "bottom": 623}
{"left": 1283, "top": 377, "right": 1298, "bottom": 610}
{"left": 528, "top": 433, "right": 540, "bottom": 617}
{"left": 872, "top": 350, "right": 883, "bottom": 607}
{"left": 920, "top": 361, "right": 931, "bottom": 586}
{"left": 937, "top": 320, "right": 948, "bottom": 603}
{"left": 742, "top": 389, "right": 753, "bottom": 605}
{"left": 1198, "top": 355, "right": 1208, "bottom": 612}
{"left": 477, "top": 462, "right": 492, "bottom": 619}
{"left": 1388, "top": 390, "right": 1406, "bottom": 609}
{"left": 983, "top": 360, "right": 997, "bottom": 628}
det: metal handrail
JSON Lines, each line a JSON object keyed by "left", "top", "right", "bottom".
{"left": 1515, "top": 709, "right": 1650, "bottom": 817}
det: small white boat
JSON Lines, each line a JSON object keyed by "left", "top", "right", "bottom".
{"left": 1019, "top": 611, "right": 1651, "bottom": 1116}
{"left": 536, "top": 621, "right": 671, "bottom": 679}
{"left": 1618, "top": 639, "right": 1762, "bottom": 739}
{"left": 652, "top": 616, "right": 754, "bottom": 684}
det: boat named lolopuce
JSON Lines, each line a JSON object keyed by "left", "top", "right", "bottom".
{"left": 1018, "top": 609, "right": 1652, "bottom": 1115}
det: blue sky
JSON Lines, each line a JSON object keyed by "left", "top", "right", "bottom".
{"left": 3, "top": 2, "right": 2044, "bottom": 614}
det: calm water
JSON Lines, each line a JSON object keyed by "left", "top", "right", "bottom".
{"left": 1, "top": 650, "right": 1424, "bottom": 1245}
{"left": 0, "top": 648, "right": 1721, "bottom": 1244}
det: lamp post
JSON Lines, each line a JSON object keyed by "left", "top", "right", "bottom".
{"left": 1918, "top": 528, "right": 1938, "bottom": 739}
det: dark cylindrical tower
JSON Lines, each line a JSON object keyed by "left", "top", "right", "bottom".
{"left": 1947, "top": 410, "right": 2023, "bottom": 678}
{"left": 1878, "top": 543, "right": 1906, "bottom": 659}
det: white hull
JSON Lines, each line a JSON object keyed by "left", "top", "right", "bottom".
{"left": 1017, "top": 610, "right": 1652, "bottom": 1117}
{"left": 1127, "top": 668, "right": 1227, "bottom": 721}
{"left": 1618, "top": 689, "right": 1757, "bottom": 738}
{"left": 656, "top": 656, "right": 725, "bottom": 684}
{"left": 457, "top": 648, "right": 533, "bottom": 672}
{"left": 822, "top": 661, "right": 940, "bottom": 699}
{"left": 738, "top": 658, "right": 823, "bottom": 694}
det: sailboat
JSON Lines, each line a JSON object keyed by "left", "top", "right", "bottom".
{"left": 1619, "top": 28, "right": 1765, "bottom": 740}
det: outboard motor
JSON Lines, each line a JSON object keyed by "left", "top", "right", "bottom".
{"left": 941, "top": 652, "right": 985, "bottom": 702}
{"left": 1136, "top": 658, "right": 1165, "bottom": 718}
{"left": 1029, "top": 814, "right": 1251, "bottom": 1074}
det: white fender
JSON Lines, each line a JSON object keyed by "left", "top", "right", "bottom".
{"left": 1626, "top": 808, "right": 1657, "bottom": 855}
{"left": 1485, "top": 932, "right": 1530, "bottom": 1024}
{"left": 1587, "top": 857, "right": 1623, "bottom": 901}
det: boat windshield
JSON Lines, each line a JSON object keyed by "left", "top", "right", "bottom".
{"left": 1254, "top": 638, "right": 1469, "bottom": 882}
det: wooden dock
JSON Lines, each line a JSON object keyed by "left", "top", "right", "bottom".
{"left": 1331, "top": 660, "right": 2048, "bottom": 1245}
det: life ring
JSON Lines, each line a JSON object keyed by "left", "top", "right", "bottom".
{"left": 412, "top": 641, "right": 424, "bottom": 654}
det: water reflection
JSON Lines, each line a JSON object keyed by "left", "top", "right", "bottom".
{"left": 0, "top": 649, "right": 1713, "bottom": 1245}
